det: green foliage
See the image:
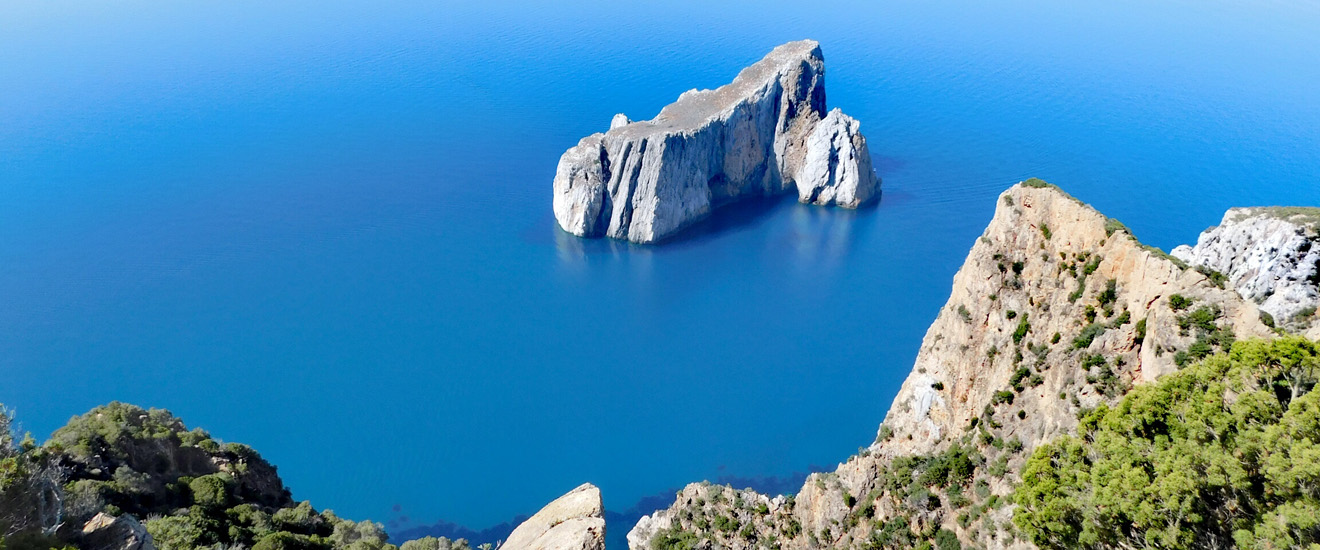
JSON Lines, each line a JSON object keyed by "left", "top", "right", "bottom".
{"left": 189, "top": 473, "right": 233, "bottom": 509}
{"left": 1082, "top": 256, "right": 1101, "bottom": 276}
{"left": 1072, "top": 323, "right": 1106, "bottom": 350}
{"left": 1096, "top": 279, "right": 1117, "bottom": 308}
{"left": 957, "top": 304, "right": 972, "bottom": 323}
{"left": 1169, "top": 293, "right": 1193, "bottom": 311}
{"left": 1103, "top": 218, "right": 1129, "bottom": 237}
{"left": 1012, "top": 314, "right": 1031, "bottom": 345}
{"left": 1021, "top": 178, "right": 1051, "bottom": 188}
{"left": 399, "top": 537, "right": 472, "bottom": 550}
{"left": 1196, "top": 266, "right": 1229, "bottom": 289}
{"left": 1040, "top": 223, "right": 1052, "bottom": 240}
{"left": 1013, "top": 337, "right": 1320, "bottom": 550}
{"left": 935, "top": 528, "right": 962, "bottom": 550}
{"left": 991, "top": 391, "right": 1015, "bottom": 406}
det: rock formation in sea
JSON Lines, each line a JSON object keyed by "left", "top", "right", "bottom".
{"left": 1171, "top": 207, "right": 1320, "bottom": 334}
{"left": 502, "top": 483, "right": 606, "bottom": 550}
{"left": 551, "top": 40, "right": 879, "bottom": 244}
{"left": 627, "top": 180, "right": 1282, "bottom": 550}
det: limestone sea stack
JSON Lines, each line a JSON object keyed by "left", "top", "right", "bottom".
{"left": 551, "top": 40, "right": 880, "bottom": 244}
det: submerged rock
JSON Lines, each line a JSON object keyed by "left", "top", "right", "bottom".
{"left": 502, "top": 483, "right": 605, "bottom": 550}
{"left": 551, "top": 40, "right": 879, "bottom": 244}
{"left": 1172, "top": 207, "right": 1320, "bottom": 327}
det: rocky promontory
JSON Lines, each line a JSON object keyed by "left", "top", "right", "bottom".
{"left": 1172, "top": 207, "right": 1320, "bottom": 333}
{"left": 552, "top": 40, "right": 879, "bottom": 244}
{"left": 628, "top": 180, "right": 1281, "bottom": 550}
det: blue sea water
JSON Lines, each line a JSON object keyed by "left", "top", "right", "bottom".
{"left": 4, "top": 0, "right": 1320, "bottom": 539}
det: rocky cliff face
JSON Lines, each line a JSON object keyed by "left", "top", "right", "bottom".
{"left": 629, "top": 181, "right": 1276, "bottom": 550}
{"left": 551, "top": 40, "right": 879, "bottom": 244}
{"left": 503, "top": 483, "right": 606, "bottom": 550}
{"left": 1171, "top": 207, "right": 1320, "bottom": 334}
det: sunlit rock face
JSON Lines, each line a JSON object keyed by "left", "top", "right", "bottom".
{"left": 1172, "top": 207, "right": 1320, "bottom": 329}
{"left": 502, "top": 483, "right": 605, "bottom": 550}
{"left": 551, "top": 40, "right": 879, "bottom": 244}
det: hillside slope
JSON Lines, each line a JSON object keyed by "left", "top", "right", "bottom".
{"left": 630, "top": 180, "right": 1276, "bottom": 550}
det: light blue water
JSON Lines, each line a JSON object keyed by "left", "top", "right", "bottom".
{"left": 4, "top": 0, "right": 1320, "bottom": 537}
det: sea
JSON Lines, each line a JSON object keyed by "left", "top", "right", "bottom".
{"left": 3, "top": 0, "right": 1319, "bottom": 545}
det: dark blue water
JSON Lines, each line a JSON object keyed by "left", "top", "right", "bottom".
{"left": 5, "top": 0, "right": 1320, "bottom": 535}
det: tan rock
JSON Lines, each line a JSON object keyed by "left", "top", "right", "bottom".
{"left": 502, "top": 483, "right": 605, "bottom": 550}
{"left": 80, "top": 512, "right": 154, "bottom": 550}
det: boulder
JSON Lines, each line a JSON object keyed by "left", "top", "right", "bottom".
{"left": 501, "top": 483, "right": 605, "bottom": 550}
{"left": 80, "top": 512, "right": 154, "bottom": 550}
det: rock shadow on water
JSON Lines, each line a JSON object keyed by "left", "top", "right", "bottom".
{"left": 552, "top": 190, "right": 882, "bottom": 262}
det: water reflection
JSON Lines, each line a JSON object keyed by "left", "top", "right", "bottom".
{"left": 551, "top": 191, "right": 879, "bottom": 279}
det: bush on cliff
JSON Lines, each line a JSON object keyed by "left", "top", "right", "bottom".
{"left": 1013, "top": 337, "right": 1320, "bottom": 549}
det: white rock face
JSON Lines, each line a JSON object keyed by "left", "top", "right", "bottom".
{"left": 1172, "top": 207, "right": 1320, "bottom": 323}
{"left": 80, "top": 513, "right": 154, "bottom": 550}
{"left": 502, "top": 483, "right": 605, "bottom": 550}
{"left": 795, "top": 108, "right": 878, "bottom": 208}
{"left": 551, "top": 40, "right": 880, "bottom": 244}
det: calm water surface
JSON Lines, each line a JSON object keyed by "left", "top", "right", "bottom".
{"left": 4, "top": 0, "right": 1320, "bottom": 535}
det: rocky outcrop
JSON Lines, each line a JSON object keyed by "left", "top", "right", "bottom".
{"left": 502, "top": 483, "right": 605, "bottom": 550}
{"left": 628, "top": 180, "right": 1276, "bottom": 550}
{"left": 1171, "top": 207, "right": 1320, "bottom": 331}
{"left": 551, "top": 40, "right": 879, "bottom": 244}
{"left": 80, "top": 513, "right": 154, "bottom": 550}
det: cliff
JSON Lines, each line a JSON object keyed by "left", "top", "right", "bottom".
{"left": 551, "top": 40, "right": 879, "bottom": 244}
{"left": 1171, "top": 206, "right": 1320, "bottom": 335}
{"left": 628, "top": 180, "right": 1279, "bottom": 550}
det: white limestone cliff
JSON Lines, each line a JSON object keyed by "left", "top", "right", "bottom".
{"left": 551, "top": 40, "right": 880, "bottom": 244}
{"left": 1171, "top": 207, "right": 1320, "bottom": 331}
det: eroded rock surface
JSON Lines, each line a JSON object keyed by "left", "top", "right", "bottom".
{"left": 80, "top": 513, "right": 154, "bottom": 550}
{"left": 552, "top": 40, "right": 879, "bottom": 244}
{"left": 628, "top": 181, "right": 1276, "bottom": 550}
{"left": 502, "top": 483, "right": 605, "bottom": 550}
{"left": 1172, "top": 207, "right": 1320, "bottom": 330}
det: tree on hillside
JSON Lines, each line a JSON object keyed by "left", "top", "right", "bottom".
{"left": 1013, "top": 337, "right": 1320, "bottom": 549}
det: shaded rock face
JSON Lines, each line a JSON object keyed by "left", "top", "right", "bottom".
{"left": 627, "top": 182, "right": 1275, "bottom": 550}
{"left": 502, "top": 483, "right": 605, "bottom": 550}
{"left": 1171, "top": 207, "right": 1320, "bottom": 329}
{"left": 80, "top": 513, "right": 154, "bottom": 550}
{"left": 552, "top": 40, "right": 879, "bottom": 244}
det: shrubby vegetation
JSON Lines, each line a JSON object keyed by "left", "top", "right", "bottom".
{"left": 1013, "top": 337, "right": 1320, "bottom": 549}
{"left": 0, "top": 403, "right": 462, "bottom": 550}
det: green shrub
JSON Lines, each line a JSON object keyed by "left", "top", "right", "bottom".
{"left": 1021, "top": 178, "right": 1051, "bottom": 188}
{"left": 935, "top": 528, "right": 962, "bottom": 550}
{"left": 1169, "top": 294, "right": 1193, "bottom": 311}
{"left": 1072, "top": 323, "right": 1106, "bottom": 350}
{"left": 1012, "top": 314, "right": 1031, "bottom": 344}
{"left": 1103, "top": 218, "right": 1129, "bottom": 237}
{"left": 189, "top": 473, "right": 232, "bottom": 508}
{"left": 1014, "top": 337, "right": 1320, "bottom": 550}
